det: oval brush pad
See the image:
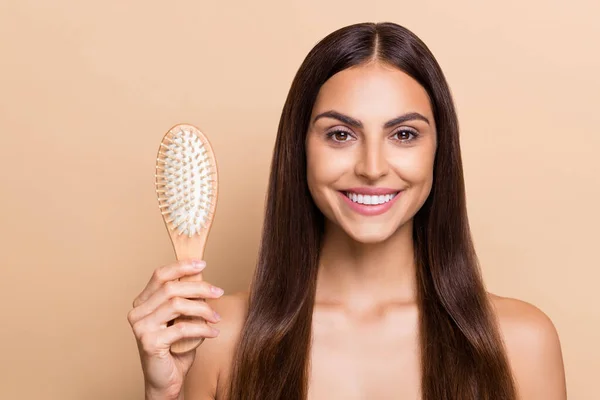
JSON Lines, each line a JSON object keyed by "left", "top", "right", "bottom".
{"left": 155, "top": 123, "right": 219, "bottom": 354}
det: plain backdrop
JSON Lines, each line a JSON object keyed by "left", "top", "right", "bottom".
{"left": 0, "top": 0, "right": 598, "bottom": 399}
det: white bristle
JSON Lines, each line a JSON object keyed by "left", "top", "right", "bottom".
{"left": 156, "top": 127, "right": 215, "bottom": 237}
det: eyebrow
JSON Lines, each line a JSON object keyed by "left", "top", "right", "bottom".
{"left": 312, "top": 110, "right": 430, "bottom": 128}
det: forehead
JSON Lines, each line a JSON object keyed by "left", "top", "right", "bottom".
{"left": 311, "top": 62, "right": 433, "bottom": 123}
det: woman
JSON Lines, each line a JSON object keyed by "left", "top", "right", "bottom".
{"left": 128, "top": 22, "right": 566, "bottom": 399}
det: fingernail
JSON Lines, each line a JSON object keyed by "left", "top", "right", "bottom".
{"left": 211, "top": 286, "right": 224, "bottom": 296}
{"left": 191, "top": 260, "right": 206, "bottom": 269}
{"left": 213, "top": 311, "right": 221, "bottom": 321}
{"left": 211, "top": 327, "right": 220, "bottom": 335}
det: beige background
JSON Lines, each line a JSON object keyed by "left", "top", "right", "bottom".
{"left": 1, "top": 0, "right": 598, "bottom": 399}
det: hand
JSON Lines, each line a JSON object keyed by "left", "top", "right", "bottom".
{"left": 127, "top": 259, "right": 224, "bottom": 399}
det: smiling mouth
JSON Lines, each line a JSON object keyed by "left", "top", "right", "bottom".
{"left": 342, "top": 191, "right": 400, "bottom": 205}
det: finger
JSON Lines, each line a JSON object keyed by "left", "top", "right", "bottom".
{"left": 139, "top": 321, "right": 220, "bottom": 355}
{"left": 143, "top": 297, "right": 222, "bottom": 334}
{"left": 132, "top": 259, "right": 206, "bottom": 308}
{"left": 128, "top": 280, "right": 224, "bottom": 326}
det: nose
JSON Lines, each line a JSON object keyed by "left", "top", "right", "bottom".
{"left": 354, "top": 139, "right": 389, "bottom": 181}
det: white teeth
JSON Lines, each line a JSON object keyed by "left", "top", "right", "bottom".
{"left": 345, "top": 192, "right": 398, "bottom": 205}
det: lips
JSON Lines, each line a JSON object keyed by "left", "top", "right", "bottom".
{"left": 338, "top": 189, "right": 402, "bottom": 216}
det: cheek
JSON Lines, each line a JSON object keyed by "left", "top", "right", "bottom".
{"left": 392, "top": 144, "right": 436, "bottom": 183}
{"left": 306, "top": 145, "right": 353, "bottom": 190}
{"left": 391, "top": 147, "right": 436, "bottom": 212}
{"left": 306, "top": 145, "right": 354, "bottom": 217}
{"left": 387, "top": 154, "right": 434, "bottom": 223}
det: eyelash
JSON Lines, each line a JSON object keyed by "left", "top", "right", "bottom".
{"left": 325, "top": 128, "right": 419, "bottom": 144}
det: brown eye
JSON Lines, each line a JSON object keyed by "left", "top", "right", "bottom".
{"left": 398, "top": 131, "right": 411, "bottom": 140}
{"left": 393, "top": 129, "right": 419, "bottom": 142}
{"left": 334, "top": 131, "right": 348, "bottom": 141}
{"left": 326, "top": 130, "right": 352, "bottom": 142}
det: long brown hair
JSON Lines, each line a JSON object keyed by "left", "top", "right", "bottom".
{"left": 227, "top": 22, "right": 516, "bottom": 400}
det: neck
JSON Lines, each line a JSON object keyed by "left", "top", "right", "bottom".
{"left": 315, "top": 220, "right": 417, "bottom": 315}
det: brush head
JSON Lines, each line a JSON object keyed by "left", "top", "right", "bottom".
{"left": 155, "top": 124, "right": 217, "bottom": 238}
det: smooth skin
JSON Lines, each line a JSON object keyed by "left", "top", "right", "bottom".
{"left": 129, "top": 62, "right": 567, "bottom": 399}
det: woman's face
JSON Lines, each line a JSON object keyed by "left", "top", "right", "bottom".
{"left": 306, "top": 62, "right": 437, "bottom": 243}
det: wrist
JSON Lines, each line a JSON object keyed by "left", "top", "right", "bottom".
{"left": 145, "top": 385, "right": 183, "bottom": 400}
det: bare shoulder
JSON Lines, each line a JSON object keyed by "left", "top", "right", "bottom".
{"left": 183, "top": 291, "right": 250, "bottom": 400}
{"left": 488, "top": 293, "right": 567, "bottom": 400}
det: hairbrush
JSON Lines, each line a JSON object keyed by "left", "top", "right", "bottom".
{"left": 155, "top": 123, "right": 218, "bottom": 353}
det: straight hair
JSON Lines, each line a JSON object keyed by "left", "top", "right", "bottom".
{"left": 227, "top": 22, "right": 517, "bottom": 400}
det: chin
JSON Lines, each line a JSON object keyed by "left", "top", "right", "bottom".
{"left": 343, "top": 223, "right": 398, "bottom": 244}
